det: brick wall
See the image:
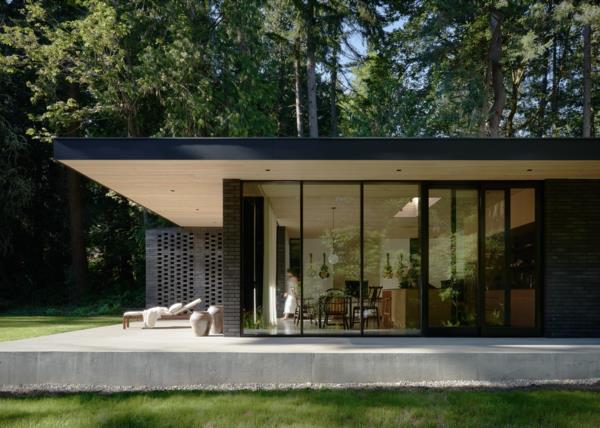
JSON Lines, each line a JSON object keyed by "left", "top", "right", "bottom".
{"left": 223, "top": 179, "right": 242, "bottom": 336}
{"left": 544, "top": 180, "right": 600, "bottom": 337}
{"left": 145, "top": 228, "right": 223, "bottom": 310}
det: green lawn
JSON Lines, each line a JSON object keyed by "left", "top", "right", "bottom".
{"left": 0, "top": 389, "right": 598, "bottom": 427}
{"left": 0, "top": 316, "right": 120, "bottom": 342}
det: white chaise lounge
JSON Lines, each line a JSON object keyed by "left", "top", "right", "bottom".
{"left": 122, "top": 298, "right": 202, "bottom": 329}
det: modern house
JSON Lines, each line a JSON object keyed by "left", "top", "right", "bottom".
{"left": 53, "top": 137, "right": 600, "bottom": 338}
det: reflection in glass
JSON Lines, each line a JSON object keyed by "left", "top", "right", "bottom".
{"left": 303, "top": 184, "right": 360, "bottom": 334}
{"left": 363, "top": 183, "right": 421, "bottom": 335}
{"left": 509, "top": 188, "right": 536, "bottom": 327}
{"left": 428, "top": 189, "right": 478, "bottom": 327}
{"left": 484, "top": 190, "right": 506, "bottom": 326}
{"left": 242, "top": 182, "right": 300, "bottom": 335}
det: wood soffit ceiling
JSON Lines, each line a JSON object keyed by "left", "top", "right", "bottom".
{"left": 61, "top": 159, "right": 600, "bottom": 227}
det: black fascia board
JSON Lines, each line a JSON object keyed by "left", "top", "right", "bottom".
{"left": 53, "top": 137, "right": 600, "bottom": 161}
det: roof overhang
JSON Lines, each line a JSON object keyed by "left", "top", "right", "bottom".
{"left": 54, "top": 137, "right": 600, "bottom": 227}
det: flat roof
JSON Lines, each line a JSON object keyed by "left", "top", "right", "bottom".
{"left": 54, "top": 137, "right": 600, "bottom": 227}
{"left": 55, "top": 137, "right": 600, "bottom": 161}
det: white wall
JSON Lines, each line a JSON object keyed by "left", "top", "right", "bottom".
{"left": 262, "top": 198, "right": 278, "bottom": 327}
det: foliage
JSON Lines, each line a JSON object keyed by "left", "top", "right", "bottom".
{"left": 1, "top": 389, "right": 600, "bottom": 427}
{"left": 0, "top": 315, "right": 120, "bottom": 342}
{"left": 0, "top": 1, "right": 597, "bottom": 310}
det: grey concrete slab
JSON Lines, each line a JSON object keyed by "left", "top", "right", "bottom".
{"left": 1, "top": 322, "right": 599, "bottom": 387}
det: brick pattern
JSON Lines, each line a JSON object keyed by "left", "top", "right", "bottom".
{"left": 145, "top": 229, "right": 159, "bottom": 307}
{"left": 223, "top": 179, "right": 242, "bottom": 336}
{"left": 544, "top": 180, "right": 600, "bottom": 337}
{"left": 146, "top": 227, "right": 223, "bottom": 310}
{"left": 196, "top": 229, "right": 224, "bottom": 308}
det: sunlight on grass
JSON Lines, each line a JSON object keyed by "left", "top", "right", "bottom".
{"left": 0, "top": 390, "right": 599, "bottom": 427}
{"left": 0, "top": 316, "right": 120, "bottom": 342}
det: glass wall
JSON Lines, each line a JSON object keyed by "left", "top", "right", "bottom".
{"left": 363, "top": 183, "right": 421, "bottom": 335}
{"left": 484, "top": 190, "right": 506, "bottom": 326}
{"left": 509, "top": 188, "right": 536, "bottom": 328}
{"left": 428, "top": 188, "right": 478, "bottom": 328}
{"left": 483, "top": 187, "right": 537, "bottom": 329}
{"left": 302, "top": 183, "right": 360, "bottom": 334}
{"left": 241, "top": 182, "right": 300, "bottom": 335}
{"left": 241, "top": 181, "right": 538, "bottom": 336}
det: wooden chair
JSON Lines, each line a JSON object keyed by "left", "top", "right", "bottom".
{"left": 322, "top": 290, "right": 350, "bottom": 329}
{"left": 352, "top": 286, "right": 383, "bottom": 329}
{"left": 294, "top": 297, "right": 315, "bottom": 326}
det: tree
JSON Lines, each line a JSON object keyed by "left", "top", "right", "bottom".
{"left": 582, "top": 22, "right": 592, "bottom": 136}
{"left": 297, "top": 0, "right": 319, "bottom": 137}
{"left": 487, "top": 8, "right": 506, "bottom": 137}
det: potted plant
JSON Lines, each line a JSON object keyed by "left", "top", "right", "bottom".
{"left": 395, "top": 253, "right": 411, "bottom": 289}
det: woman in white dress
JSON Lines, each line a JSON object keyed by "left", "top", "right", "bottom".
{"left": 282, "top": 269, "right": 298, "bottom": 320}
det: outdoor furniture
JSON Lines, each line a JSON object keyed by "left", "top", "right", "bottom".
{"left": 190, "top": 310, "right": 212, "bottom": 336}
{"left": 122, "top": 298, "right": 202, "bottom": 329}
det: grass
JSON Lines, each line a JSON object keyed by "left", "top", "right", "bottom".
{"left": 0, "top": 389, "right": 599, "bottom": 427}
{"left": 0, "top": 316, "right": 120, "bottom": 342}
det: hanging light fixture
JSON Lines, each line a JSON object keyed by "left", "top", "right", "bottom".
{"left": 328, "top": 206, "right": 339, "bottom": 265}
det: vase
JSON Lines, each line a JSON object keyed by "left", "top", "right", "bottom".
{"left": 207, "top": 305, "right": 224, "bottom": 335}
{"left": 190, "top": 311, "right": 211, "bottom": 336}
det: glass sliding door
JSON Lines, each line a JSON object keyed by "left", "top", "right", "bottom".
{"left": 241, "top": 181, "right": 539, "bottom": 336}
{"left": 428, "top": 188, "right": 479, "bottom": 330}
{"left": 241, "top": 182, "right": 300, "bottom": 335}
{"left": 302, "top": 183, "right": 360, "bottom": 335}
{"left": 482, "top": 186, "right": 537, "bottom": 332}
{"left": 509, "top": 188, "right": 537, "bottom": 328}
{"left": 363, "top": 183, "right": 421, "bottom": 335}
{"left": 484, "top": 190, "right": 507, "bottom": 326}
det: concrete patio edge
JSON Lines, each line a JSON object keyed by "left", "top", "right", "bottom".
{"left": 1, "top": 350, "right": 600, "bottom": 387}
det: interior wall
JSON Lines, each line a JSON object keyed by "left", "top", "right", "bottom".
{"left": 262, "top": 198, "right": 278, "bottom": 327}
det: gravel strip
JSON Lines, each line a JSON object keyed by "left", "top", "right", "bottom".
{"left": 1, "top": 378, "right": 600, "bottom": 396}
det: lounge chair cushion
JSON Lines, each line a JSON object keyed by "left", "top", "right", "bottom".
{"left": 171, "top": 298, "right": 203, "bottom": 315}
{"left": 168, "top": 303, "right": 183, "bottom": 314}
{"left": 123, "top": 311, "right": 143, "bottom": 317}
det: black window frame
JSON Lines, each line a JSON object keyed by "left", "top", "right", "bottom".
{"left": 240, "top": 180, "right": 542, "bottom": 337}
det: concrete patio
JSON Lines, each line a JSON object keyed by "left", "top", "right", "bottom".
{"left": 1, "top": 320, "right": 600, "bottom": 388}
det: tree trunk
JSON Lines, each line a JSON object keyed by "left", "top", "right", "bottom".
{"left": 506, "top": 67, "right": 525, "bottom": 137}
{"left": 294, "top": 41, "right": 303, "bottom": 137}
{"left": 536, "top": 48, "right": 550, "bottom": 137}
{"left": 305, "top": 0, "right": 318, "bottom": 138}
{"left": 329, "top": 42, "right": 338, "bottom": 137}
{"left": 487, "top": 9, "right": 505, "bottom": 137}
{"left": 66, "top": 168, "right": 88, "bottom": 303}
{"left": 478, "top": 60, "right": 491, "bottom": 137}
{"left": 64, "top": 83, "right": 88, "bottom": 304}
{"left": 583, "top": 24, "right": 592, "bottom": 137}
{"left": 276, "top": 44, "right": 286, "bottom": 136}
{"left": 550, "top": 31, "right": 560, "bottom": 133}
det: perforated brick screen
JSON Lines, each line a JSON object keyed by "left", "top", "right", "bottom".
{"left": 146, "top": 228, "right": 223, "bottom": 309}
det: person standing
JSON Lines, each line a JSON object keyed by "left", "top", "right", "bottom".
{"left": 282, "top": 269, "right": 299, "bottom": 320}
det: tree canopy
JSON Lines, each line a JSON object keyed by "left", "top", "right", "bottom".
{"left": 0, "top": 0, "right": 597, "bottom": 309}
